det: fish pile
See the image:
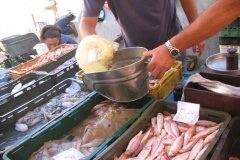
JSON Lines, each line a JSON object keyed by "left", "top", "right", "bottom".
{"left": 148, "top": 68, "right": 174, "bottom": 89}
{"left": 149, "top": 79, "right": 160, "bottom": 89}
{"left": 15, "top": 82, "right": 88, "bottom": 132}
{"left": 29, "top": 100, "right": 138, "bottom": 160}
{"left": 116, "top": 111, "right": 222, "bottom": 160}
{"left": 19, "top": 45, "right": 76, "bottom": 73}
{"left": 49, "top": 57, "right": 76, "bottom": 74}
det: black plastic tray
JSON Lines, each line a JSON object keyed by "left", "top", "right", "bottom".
{"left": 95, "top": 100, "right": 231, "bottom": 160}
{"left": 0, "top": 33, "right": 39, "bottom": 57}
{"left": 0, "top": 73, "right": 46, "bottom": 101}
{"left": 36, "top": 48, "right": 79, "bottom": 83}
{"left": 0, "top": 79, "right": 91, "bottom": 154}
{"left": 0, "top": 74, "right": 53, "bottom": 118}
{"left": 210, "top": 117, "right": 240, "bottom": 160}
{"left": 3, "top": 94, "right": 155, "bottom": 160}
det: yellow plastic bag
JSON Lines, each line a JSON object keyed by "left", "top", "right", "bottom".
{"left": 75, "top": 35, "right": 119, "bottom": 73}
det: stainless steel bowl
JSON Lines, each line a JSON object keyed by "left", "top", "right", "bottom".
{"left": 206, "top": 53, "right": 240, "bottom": 75}
{"left": 83, "top": 47, "right": 148, "bottom": 102}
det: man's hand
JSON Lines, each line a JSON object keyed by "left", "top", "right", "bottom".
{"left": 143, "top": 45, "right": 175, "bottom": 79}
{"left": 192, "top": 40, "right": 205, "bottom": 56}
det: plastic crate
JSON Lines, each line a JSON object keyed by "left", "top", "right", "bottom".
{"left": 36, "top": 48, "right": 79, "bottom": 84}
{"left": 210, "top": 117, "right": 240, "bottom": 160}
{"left": 8, "top": 44, "right": 77, "bottom": 80}
{"left": 0, "top": 73, "right": 46, "bottom": 101}
{"left": 0, "top": 74, "right": 53, "bottom": 118}
{"left": 95, "top": 100, "right": 231, "bottom": 160}
{"left": 0, "top": 79, "right": 91, "bottom": 154}
{"left": 3, "top": 94, "right": 155, "bottom": 160}
{"left": 219, "top": 17, "right": 240, "bottom": 38}
{"left": 149, "top": 61, "right": 182, "bottom": 99}
{"left": 0, "top": 33, "right": 39, "bottom": 57}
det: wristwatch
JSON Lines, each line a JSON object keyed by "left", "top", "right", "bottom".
{"left": 165, "top": 40, "right": 180, "bottom": 58}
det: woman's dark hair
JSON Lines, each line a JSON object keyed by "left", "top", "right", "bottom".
{"left": 40, "top": 25, "right": 62, "bottom": 42}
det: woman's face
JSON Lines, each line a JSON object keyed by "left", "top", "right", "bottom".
{"left": 44, "top": 37, "right": 60, "bottom": 50}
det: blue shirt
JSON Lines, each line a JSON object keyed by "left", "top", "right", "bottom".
{"left": 60, "top": 34, "right": 77, "bottom": 45}
{"left": 83, "top": 0, "right": 182, "bottom": 50}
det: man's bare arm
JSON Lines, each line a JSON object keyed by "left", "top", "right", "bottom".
{"left": 80, "top": 16, "right": 98, "bottom": 38}
{"left": 172, "top": 0, "right": 240, "bottom": 52}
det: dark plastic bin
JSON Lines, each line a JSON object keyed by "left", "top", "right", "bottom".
{"left": 0, "top": 73, "right": 47, "bottom": 101}
{"left": 184, "top": 72, "right": 240, "bottom": 116}
{"left": 3, "top": 94, "right": 155, "bottom": 160}
{"left": 0, "top": 75, "right": 53, "bottom": 117}
{"left": 36, "top": 47, "right": 79, "bottom": 83}
{"left": 0, "top": 33, "right": 39, "bottom": 57}
{"left": 210, "top": 117, "right": 240, "bottom": 160}
{"left": 95, "top": 100, "right": 231, "bottom": 160}
{"left": 0, "top": 79, "right": 91, "bottom": 154}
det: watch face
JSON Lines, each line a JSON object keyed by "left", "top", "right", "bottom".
{"left": 171, "top": 49, "right": 179, "bottom": 57}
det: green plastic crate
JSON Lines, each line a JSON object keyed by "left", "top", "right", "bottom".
{"left": 219, "top": 28, "right": 240, "bottom": 37}
{"left": 219, "top": 17, "right": 240, "bottom": 38}
{"left": 3, "top": 93, "right": 155, "bottom": 160}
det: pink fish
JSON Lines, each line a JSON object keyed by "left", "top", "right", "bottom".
{"left": 195, "top": 144, "right": 209, "bottom": 160}
{"left": 176, "top": 122, "right": 192, "bottom": 128}
{"left": 172, "top": 151, "right": 190, "bottom": 160}
{"left": 164, "top": 116, "right": 172, "bottom": 121}
{"left": 161, "top": 129, "right": 167, "bottom": 137}
{"left": 184, "top": 126, "right": 196, "bottom": 146}
{"left": 171, "top": 121, "right": 180, "bottom": 137}
{"left": 137, "top": 146, "right": 151, "bottom": 159}
{"left": 179, "top": 138, "right": 199, "bottom": 153}
{"left": 150, "top": 136, "right": 162, "bottom": 156}
{"left": 162, "top": 135, "right": 175, "bottom": 145}
{"left": 204, "top": 130, "right": 218, "bottom": 145}
{"left": 147, "top": 142, "right": 165, "bottom": 160}
{"left": 192, "top": 123, "right": 222, "bottom": 140}
{"left": 169, "top": 133, "right": 184, "bottom": 157}
{"left": 118, "top": 153, "right": 127, "bottom": 160}
{"left": 196, "top": 120, "right": 217, "bottom": 127}
{"left": 151, "top": 117, "right": 157, "bottom": 131}
{"left": 155, "top": 113, "right": 164, "bottom": 135}
{"left": 154, "top": 143, "right": 165, "bottom": 157}
{"left": 132, "top": 128, "right": 152, "bottom": 156}
{"left": 178, "top": 126, "right": 188, "bottom": 133}
{"left": 188, "top": 139, "right": 204, "bottom": 160}
{"left": 164, "top": 120, "right": 176, "bottom": 138}
{"left": 125, "top": 131, "right": 143, "bottom": 156}
{"left": 144, "top": 136, "right": 156, "bottom": 148}
{"left": 196, "top": 126, "right": 206, "bottom": 133}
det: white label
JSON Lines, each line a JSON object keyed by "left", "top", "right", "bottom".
{"left": 53, "top": 148, "right": 85, "bottom": 160}
{"left": 173, "top": 101, "right": 200, "bottom": 125}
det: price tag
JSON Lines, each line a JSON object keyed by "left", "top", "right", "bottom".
{"left": 173, "top": 101, "right": 200, "bottom": 125}
{"left": 53, "top": 148, "right": 85, "bottom": 160}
